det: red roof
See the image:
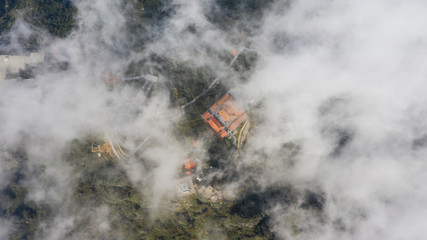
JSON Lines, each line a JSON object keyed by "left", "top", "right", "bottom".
{"left": 201, "top": 93, "right": 248, "bottom": 139}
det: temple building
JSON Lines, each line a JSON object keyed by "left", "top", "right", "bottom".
{"left": 201, "top": 93, "right": 250, "bottom": 147}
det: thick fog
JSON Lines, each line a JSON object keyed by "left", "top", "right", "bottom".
{"left": 240, "top": 0, "right": 427, "bottom": 239}
{"left": 1, "top": 0, "right": 427, "bottom": 239}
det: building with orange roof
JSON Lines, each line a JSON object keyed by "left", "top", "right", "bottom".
{"left": 201, "top": 93, "right": 249, "bottom": 146}
{"left": 184, "top": 157, "right": 196, "bottom": 175}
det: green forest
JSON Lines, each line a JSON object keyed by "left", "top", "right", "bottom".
{"left": 0, "top": 0, "right": 326, "bottom": 239}
{"left": 0, "top": 0, "right": 76, "bottom": 37}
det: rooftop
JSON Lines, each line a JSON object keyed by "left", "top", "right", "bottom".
{"left": 201, "top": 93, "right": 248, "bottom": 144}
{"left": 176, "top": 176, "right": 195, "bottom": 197}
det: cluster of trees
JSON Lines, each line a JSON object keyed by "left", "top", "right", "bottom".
{"left": 0, "top": 1, "right": 328, "bottom": 239}
{"left": 25, "top": 0, "right": 76, "bottom": 38}
{"left": 0, "top": 0, "right": 76, "bottom": 38}
{"left": 0, "top": 0, "right": 19, "bottom": 35}
{"left": 1, "top": 138, "right": 324, "bottom": 239}
{"left": 63, "top": 139, "right": 276, "bottom": 239}
{"left": 0, "top": 147, "right": 51, "bottom": 240}
{"left": 206, "top": 0, "right": 276, "bottom": 34}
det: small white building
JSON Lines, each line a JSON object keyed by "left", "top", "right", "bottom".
{"left": 0, "top": 53, "right": 45, "bottom": 82}
{"left": 176, "top": 176, "right": 195, "bottom": 198}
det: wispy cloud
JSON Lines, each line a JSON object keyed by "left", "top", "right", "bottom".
{"left": 2, "top": 0, "right": 427, "bottom": 239}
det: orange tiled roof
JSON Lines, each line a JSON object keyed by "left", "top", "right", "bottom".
{"left": 201, "top": 93, "right": 248, "bottom": 139}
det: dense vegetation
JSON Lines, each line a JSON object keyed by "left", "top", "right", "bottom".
{"left": 0, "top": 0, "right": 327, "bottom": 239}
{"left": 1, "top": 139, "right": 280, "bottom": 239}
{"left": 0, "top": 0, "right": 76, "bottom": 37}
{"left": 0, "top": 147, "right": 50, "bottom": 240}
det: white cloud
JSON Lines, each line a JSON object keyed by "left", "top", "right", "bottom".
{"left": 2, "top": 0, "right": 427, "bottom": 239}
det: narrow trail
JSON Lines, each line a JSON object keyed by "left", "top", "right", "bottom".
{"left": 122, "top": 74, "right": 158, "bottom": 82}
{"left": 107, "top": 47, "right": 257, "bottom": 155}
